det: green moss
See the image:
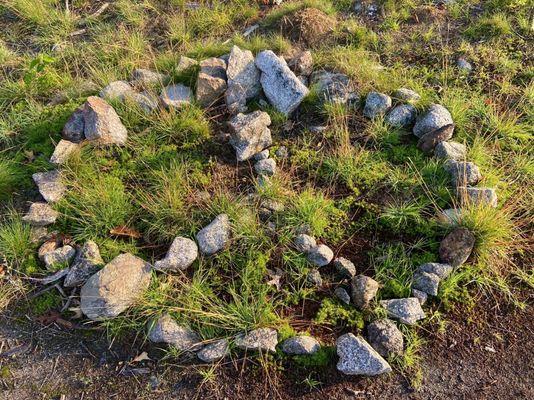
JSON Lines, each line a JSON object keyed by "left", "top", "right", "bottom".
{"left": 292, "top": 346, "right": 336, "bottom": 368}
{"left": 314, "top": 298, "right": 365, "bottom": 329}
{"left": 27, "top": 291, "right": 62, "bottom": 315}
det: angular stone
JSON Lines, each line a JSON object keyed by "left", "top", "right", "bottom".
{"left": 393, "top": 88, "right": 420, "bottom": 102}
{"left": 130, "top": 68, "right": 167, "bottom": 87}
{"left": 435, "top": 141, "right": 467, "bottom": 160}
{"left": 351, "top": 275, "right": 379, "bottom": 309}
{"left": 334, "top": 287, "right": 351, "bottom": 305}
{"left": 255, "top": 50, "right": 309, "bottom": 115}
{"left": 154, "top": 236, "right": 198, "bottom": 271}
{"left": 254, "top": 158, "right": 276, "bottom": 176}
{"left": 281, "top": 336, "right": 320, "bottom": 355}
{"left": 80, "top": 253, "right": 151, "bottom": 320}
{"left": 254, "top": 149, "right": 269, "bottom": 161}
{"left": 457, "top": 187, "right": 498, "bottom": 208}
{"left": 42, "top": 245, "right": 75, "bottom": 270}
{"left": 309, "top": 71, "right": 352, "bottom": 104}
{"left": 196, "top": 214, "right": 231, "bottom": 255}
{"left": 336, "top": 333, "right": 392, "bottom": 376}
{"left": 131, "top": 91, "right": 159, "bottom": 113}
{"left": 413, "top": 104, "right": 453, "bottom": 138}
{"left": 64, "top": 241, "right": 104, "bottom": 287}
{"left": 380, "top": 298, "right": 426, "bottom": 325}
{"left": 293, "top": 234, "right": 316, "bottom": 253}
{"left": 287, "top": 50, "right": 313, "bottom": 76}
{"left": 176, "top": 56, "right": 198, "bottom": 73}
{"left": 418, "top": 262, "right": 453, "bottom": 279}
{"left": 38, "top": 240, "right": 58, "bottom": 261}
{"left": 306, "top": 269, "right": 323, "bottom": 287}
{"left": 160, "top": 84, "right": 193, "bottom": 109}
{"left": 148, "top": 314, "right": 202, "bottom": 351}
{"left": 83, "top": 96, "right": 128, "bottom": 145}
{"left": 333, "top": 257, "right": 356, "bottom": 279}
{"left": 307, "top": 244, "right": 334, "bottom": 266}
{"left": 367, "top": 319, "right": 404, "bottom": 357}
{"left": 412, "top": 288, "right": 427, "bottom": 305}
{"left": 196, "top": 57, "right": 227, "bottom": 107}
{"left": 385, "top": 104, "right": 417, "bottom": 128}
{"left": 22, "top": 203, "right": 58, "bottom": 226}
{"left": 417, "top": 124, "right": 455, "bottom": 154}
{"left": 363, "top": 92, "right": 392, "bottom": 119}
{"left": 99, "top": 81, "right": 135, "bottom": 101}
{"left": 225, "top": 46, "right": 261, "bottom": 114}
{"left": 412, "top": 271, "right": 440, "bottom": 296}
{"left": 50, "top": 139, "right": 79, "bottom": 165}
{"left": 32, "top": 170, "right": 65, "bottom": 203}
{"left": 439, "top": 227, "right": 475, "bottom": 267}
{"left": 197, "top": 339, "right": 229, "bottom": 362}
{"left": 228, "top": 111, "right": 272, "bottom": 161}
{"left": 260, "top": 199, "right": 284, "bottom": 212}
{"left": 235, "top": 328, "right": 277, "bottom": 352}
{"left": 445, "top": 160, "right": 482, "bottom": 187}
{"left": 62, "top": 107, "right": 85, "bottom": 143}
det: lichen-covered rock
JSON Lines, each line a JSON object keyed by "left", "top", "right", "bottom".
{"left": 393, "top": 88, "right": 420, "bottom": 102}
{"left": 445, "top": 160, "right": 482, "bottom": 187}
{"left": 306, "top": 269, "right": 323, "bottom": 287}
{"left": 254, "top": 158, "right": 276, "bottom": 176}
{"left": 351, "top": 275, "right": 379, "bottom": 309}
{"left": 160, "top": 84, "right": 193, "bottom": 109}
{"left": 260, "top": 199, "right": 285, "bottom": 212}
{"left": 83, "top": 96, "right": 128, "bottom": 145}
{"left": 38, "top": 240, "right": 58, "bottom": 261}
{"left": 196, "top": 214, "right": 231, "bottom": 255}
{"left": 196, "top": 57, "right": 227, "bottom": 107}
{"left": 32, "top": 170, "right": 65, "bottom": 203}
{"left": 417, "top": 262, "right": 453, "bottom": 279}
{"left": 99, "top": 81, "right": 135, "bottom": 101}
{"left": 385, "top": 104, "right": 417, "bottom": 128}
{"left": 235, "top": 328, "right": 277, "bottom": 353}
{"left": 307, "top": 244, "right": 334, "bottom": 266}
{"left": 154, "top": 236, "right": 198, "bottom": 271}
{"left": 176, "top": 56, "right": 198, "bottom": 73}
{"left": 197, "top": 339, "right": 229, "bottom": 362}
{"left": 334, "top": 287, "right": 351, "bottom": 305}
{"left": 412, "top": 288, "right": 427, "bottom": 305}
{"left": 225, "top": 46, "right": 260, "bottom": 113}
{"left": 50, "top": 139, "right": 79, "bottom": 165}
{"left": 417, "top": 124, "right": 455, "bottom": 154}
{"left": 293, "top": 234, "right": 316, "bottom": 253}
{"left": 309, "top": 71, "right": 353, "bottom": 104}
{"left": 336, "top": 333, "right": 392, "bottom": 376}
{"left": 131, "top": 91, "right": 159, "bottom": 113}
{"left": 363, "top": 92, "right": 392, "bottom": 119}
{"left": 413, "top": 104, "right": 453, "bottom": 138}
{"left": 148, "top": 314, "right": 202, "bottom": 351}
{"left": 458, "top": 187, "right": 498, "bottom": 208}
{"left": 367, "top": 319, "right": 404, "bottom": 357}
{"left": 80, "top": 253, "right": 151, "bottom": 320}
{"left": 42, "top": 245, "right": 75, "bottom": 270}
{"left": 435, "top": 141, "right": 467, "bottom": 160}
{"left": 380, "top": 298, "right": 426, "bottom": 325}
{"left": 62, "top": 107, "right": 85, "bottom": 143}
{"left": 130, "top": 68, "right": 167, "bottom": 87}
{"left": 281, "top": 336, "right": 320, "bottom": 355}
{"left": 64, "top": 241, "right": 104, "bottom": 287}
{"left": 228, "top": 111, "right": 272, "bottom": 161}
{"left": 412, "top": 271, "right": 440, "bottom": 296}
{"left": 287, "top": 50, "right": 313, "bottom": 76}
{"left": 333, "top": 257, "right": 356, "bottom": 278}
{"left": 439, "top": 227, "right": 475, "bottom": 267}
{"left": 22, "top": 203, "right": 59, "bottom": 226}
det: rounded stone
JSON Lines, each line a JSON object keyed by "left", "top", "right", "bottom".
{"left": 196, "top": 214, "right": 231, "bottom": 255}
{"left": 385, "top": 104, "right": 417, "bottom": 128}
{"left": 293, "top": 234, "right": 316, "bottom": 253}
{"left": 154, "top": 236, "right": 198, "bottom": 271}
{"left": 367, "top": 319, "right": 404, "bottom": 357}
{"left": 333, "top": 257, "right": 356, "bottom": 278}
{"left": 351, "top": 275, "right": 379, "bottom": 309}
{"left": 307, "top": 244, "right": 334, "bottom": 267}
{"left": 254, "top": 158, "right": 276, "bottom": 176}
{"left": 413, "top": 104, "right": 453, "bottom": 138}
{"left": 281, "top": 336, "right": 320, "bottom": 355}
{"left": 363, "top": 92, "right": 392, "bottom": 119}
{"left": 439, "top": 227, "right": 475, "bottom": 267}
{"left": 197, "top": 339, "right": 229, "bottom": 362}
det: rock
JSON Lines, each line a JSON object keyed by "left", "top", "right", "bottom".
{"left": 160, "top": 84, "right": 193, "bottom": 109}
{"left": 385, "top": 104, "right": 417, "bottom": 128}
{"left": 148, "top": 314, "right": 202, "bottom": 351}
{"left": 281, "top": 336, "right": 320, "bottom": 355}
{"left": 412, "top": 288, "right": 427, "bottom": 305}
{"left": 62, "top": 107, "right": 85, "bottom": 143}
{"left": 439, "top": 227, "right": 475, "bottom": 267}
{"left": 83, "top": 96, "right": 128, "bottom": 145}
{"left": 367, "top": 319, "right": 404, "bottom": 357}
{"left": 336, "top": 333, "right": 392, "bottom": 376}
{"left": 228, "top": 111, "right": 272, "bottom": 161}
{"left": 418, "top": 262, "right": 453, "bottom": 279}
{"left": 457, "top": 187, "right": 498, "bottom": 208}
{"left": 293, "top": 234, "right": 316, "bottom": 253}
{"left": 64, "top": 241, "right": 104, "bottom": 287}
{"left": 99, "top": 81, "right": 135, "bottom": 101}
{"left": 435, "top": 141, "right": 467, "bottom": 160}
{"left": 334, "top": 287, "right": 351, "bottom": 305}
{"left": 445, "top": 160, "right": 482, "bottom": 186}
{"left": 196, "top": 57, "right": 227, "bottom": 107}
{"left": 287, "top": 50, "right": 313, "bottom": 76}
{"left": 254, "top": 149, "right": 269, "bottom": 161}
{"left": 260, "top": 199, "right": 285, "bottom": 212}
{"left": 197, "top": 339, "right": 229, "bottom": 362}
{"left": 310, "top": 71, "right": 352, "bottom": 104}
{"left": 154, "top": 237, "right": 198, "bottom": 271}
{"left": 196, "top": 214, "right": 231, "bottom": 255}
{"left": 255, "top": 50, "right": 309, "bottom": 115}
{"left": 50, "top": 139, "right": 79, "bottom": 165}
{"left": 306, "top": 269, "right": 323, "bottom": 287}
{"left": 275, "top": 146, "right": 288, "bottom": 159}
{"left": 131, "top": 91, "right": 159, "bottom": 113}
{"left": 38, "top": 240, "right": 58, "bottom": 261}
{"left": 176, "top": 56, "right": 198, "bottom": 73}
{"left": 393, "top": 88, "right": 420, "bottom": 102}
{"left": 437, "top": 208, "right": 464, "bottom": 225}
{"left": 235, "top": 328, "right": 277, "bottom": 352}
{"left": 225, "top": 46, "right": 261, "bottom": 113}
{"left": 307, "top": 244, "right": 334, "bottom": 266}
{"left": 42, "top": 245, "right": 75, "bottom": 270}
{"left": 309, "top": 125, "right": 327, "bottom": 134}
{"left": 80, "top": 253, "right": 151, "bottom": 320}
{"left": 32, "top": 170, "right": 65, "bottom": 203}
{"left": 363, "top": 92, "right": 392, "bottom": 119}
{"left": 417, "top": 124, "right": 455, "bottom": 154}
{"left": 254, "top": 158, "right": 276, "bottom": 176}
{"left": 333, "top": 257, "right": 356, "bottom": 279}
{"left": 412, "top": 271, "right": 440, "bottom": 296}
{"left": 130, "top": 68, "right": 167, "bottom": 87}
{"left": 413, "top": 104, "right": 453, "bottom": 138}
{"left": 22, "top": 203, "right": 58, "bottom": 226}
{"left": 380, "top": 298, "right": 426, "bottom": 325}
{"left": 351, "top": 275, "right": 379, "bottom": 309}
{"left": 457, "top": 57, "right": 473, "bottom": 74}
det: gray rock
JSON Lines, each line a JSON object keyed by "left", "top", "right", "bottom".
{"left": 309, "top": 125, "right": 327, "bottom": 134}
{"left": 275, "top": 146, "right": 288, "bottom": 159}
{"left": 336, "top": 333, "right": 392, "bottom": 376}
{"left": 385, "top": 104, "right": 417, "bottom": 128}
{"left": 42, "top": 245, "right": 75, "bottom": 270}
{"left": 197, "top": 57, "right": 227, "bottom": 107}
{"left": 445, "top": 160, "right": 482, "bottom": 186}
{"left": 260, "top": 199, "right": 284, "bottom": 212}
{"left": 130, "top": 69, "right": 167, "bottom": 87}
{"left": 393, "top": 88, "right": 420, "bottom": 102}
{"left": 457, "top": 57, "right": 473, "bottom": 73}
{"left": 334, "top": 287, "right": 351, "bottom": 305}
{"left": 413, "top": 104, "right": 453, "bottom": 138}
{"left": 199, "top": 57, "right": 227, "bottom": 78}
{"left": 254, "top": 158, "right": 276, "bottom": 176}
{"left": 83, "top": 96, "right": 128, "bottom": 145}
{"left": 235, "top": 328, "right": 277, "bottom": 352}
{"left": 287, "top": 50, "right": 313, "bottom": 76}
{"left": 457, "top": 187, "right": 498, "bottom": 208}
{"left": 380, "top": 298, "right": 426, "bottom": 325}
{"left": 333, "top": 257, "right": 356, "bottom": 279}
{"left": 80, "top": 253, "right": 151, "bottom": 320}
{"left": 160, "top": 84, "right": 193, "bottom": 109}
{"left": 281, "top": 336, "right": 320, "bottom": 355}
{"left": 225, "top": 46, "right": 261, "bottom": 114}
{"left": 367, "top": 319, "right": 404, "bottom": 357}
{"left": 418, "top": 262, "right": 453, "bottom": 279}
{"left": 363, "top": 92, "right": 392, "bottom": 119}
{"left": 64, "top": 241, "right": 104, "bottom": 287}
{"left": 197, "top": 339, "right": 229, "bottom": 362}
{"left": 412, "top": 288, "right": 427, "bottom": 305}
{"left": 196, "top": 214, "right": 231, "bottom": 255}
{"left": 132, "top": 91, "right": 159, "bottom": 113}
{"left": 310, "top": 71, "right": 352, "bottom": 104}
{"left": 293, "top": 234, "right": 316, "bottom": 253}
{"left": 435, "top": 141, "right": 467, "bottom": 160}
{"left": 154, "top": 237, "right": 198, "bottom": 271}
{"left": 62, "top": 107, "right": 85, "bottom": 143}
{"left": 255, "top": 50, "right": 309, "bottom": 115}
{"left": 22, "top": 203, "right": 58, "bottom": 226}
{"left": 412, "top": 271, "right": 440, "bottom": 296}
{"left": 38, "top": 240, "right": 58, "bottom": 261}
{"left": 148, "top": 314, "right": 202, "bottom": 351}
{"left": 307, "top": 244, "right": 334, "bottom": 266}
{"left": 351, "top": 275, "right": 379, "bottom": 309}
{"left": 176, "top": 56, "right": 198, "bottom": 73}
{"left": 307, "top": 269, "right": 323, "bottom": 287}
{"left": 439, "top": 227, "right": 475, "bottom": 267}
{"left": 437, "top": 208, "right": 464, "bottom": 225}
{"left": 254, "top": 149, "right": 269, "bottom": 161}
{"left": 418, "top": 124, "right": 455, "bottom": 154}
{"left": 50, "top": 139, "right": 79, "bottom": 165}
{"left": 99, "top": 81, "right": 135, "bottom": 101}
{"left": 32, "top": 170, "right": 65, "bottom": 203}
{"left": 228, "top": 111, "right": 272, "bottom": 161}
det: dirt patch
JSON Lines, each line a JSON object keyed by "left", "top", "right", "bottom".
{"left": 279, "top": 8, "right": 337, "bottom": 47}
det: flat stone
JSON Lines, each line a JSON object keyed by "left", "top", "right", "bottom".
{"left": 22, "top": 203, "right": 58, "bottom": 226}
{"left": 176, "top": 56, "right": 198, "bottom": 73}
{"left": 367, "top": 319, "right": 404, "bottom": 357}
{"left": 255, "top": 50, "right": 309, "bottom": 115}
{"left": 380, "top": 298, "right": 426, "bottom": 325}
{"left": 417, "top": 124, "right": 455, "bottom": 154}
{"left": 333, "top": 257, "right": 356, "bottom": 279}
{"left": 334, "top": 287, "right": 351, "bottom": 305}
{"left": 64, "top": 241, "right": 104, "bottom": 287}
{"left": 62, "top": 107, "right": 85, "bottom": 143}
{"left": 336, "top": 333, "right": 392, "bottom": 376}
{"left": 417, "top": 262, "right": 453, "bottom": 279}
{"left": 254, "top": 158, "right": 276, "bottom": 176}
{"left": 445, "top": 160, "right": 482, "bottom": 187}
{"left": 281, "top": 336, "right": 320, "bottom": 355}
{"left": 439, "top": 227, "right": 475, "bottom": 267}
{"left": 457, "top": 187, "right": 498, "bottom": 208}
{"left": 413, "top": 104, "right": 453, "bottom": 138}
{"left": 385, "top": 104, "right": 417, "bottom": 128}
{"left": 154, "top": 236, "right": 198, "bottom": 271}
{"left": 307, "top": 244, "right": 334, "bottom": 266}
{"left": 130, "top": 68, "right": 167, "bottom": 87}
{"left": 310, "top": 71, "right": 352, "bottom": 104}
{"left": 307, "top": 269, "right": 323, "bottom": 287}
{"left": 254, "top": 149, "right": 270, "bottom": 161}
{"left": 80, "top": 253, "right": 151, "bottom": 320}
{"left": 363, "top": 92, "right": 392, "bottom": 119}
{"left": 42, "top": 245, "right": 75, "bottom": 270}
{"left": 197, "top": 339, "right": 229, "bottom": 362}
{"left": 293, "top": 234, "right": 316, "bottom": 253}
{"left": 228, "top": 111, "right": 272, "bottom": 161}
{"left": 235, "top": 328, "right": 278, "bottom": 353}
{"left": 225, "top": 46, "right": 261, "bottom": 113}
{"left": 435, "top": 141, "right": 467, "bottom": 160}
{"left": 160, "top": 84, "right": 193, "bottom": 109}
{"left": 287, "top": 50, "right": 313, "bottom": 76}
{"left": 32, "top": 170, "right": 65, "bottom": 203}
{"left": 99, "top": 81, "right": 135, "bottom": 101}
{"left": 83, "top": 96, "right": 128, "bottom": 145}
{"left": 393, "top": 88, "right": 420, "bottom": 102}
{"left": 196, "top": 214, "right": 231, "bottom": 255}
{"left": 412, "top": 271, "right": 440, "bottom": 296}
{"left": 196, "top": 57, "right": 227, "bottom": 107}
{"left": 50, "top": 139, "right": 79, "bottom": 165}
{"left": 351, "top": 275, "right": 379, "bottom": 309}
{"left": 412, "top": 288, "right": 427, "bottom": 305}
{"left": 148, "top": 314, "right": 202, "bottom": 351}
